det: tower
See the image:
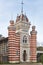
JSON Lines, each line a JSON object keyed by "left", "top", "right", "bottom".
{"left": 30, "top": 26, "right": 37, "bottom": 62}
{"left": 8, "top": 1, "right": 37, "bottom": 63}
{"left": 16, "top": 13, "right": 31, "bottom": 62}
{"left": 8, "top": 20, "right": 20, "bottom": 63}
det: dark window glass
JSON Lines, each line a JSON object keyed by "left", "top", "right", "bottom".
{"left": 23, "top": 35, "right": 27, "bottom": 43}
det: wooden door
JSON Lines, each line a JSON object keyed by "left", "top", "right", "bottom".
{"left": 23, "top": 50, "right": 27, "bottom": 61}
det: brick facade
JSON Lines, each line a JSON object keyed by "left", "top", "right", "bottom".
{"left": 30, "top": 26, "right": 37, "bottom": 62}
{"left": 8, "top": 14, "right": 37, "bottom": 63}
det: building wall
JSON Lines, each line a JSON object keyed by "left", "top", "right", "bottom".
{"left": 8, "top": 20, "right": 20, "bottom": 63}
{"left": 8, "top": 15, "right": 37, "bottom": 63}
{"left": 0, "top": 38, "right": 8, "bottom": 62}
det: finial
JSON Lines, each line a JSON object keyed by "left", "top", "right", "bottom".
{"left": 17, "top": 14, "right": 19, "bottom": 16}
{"left": 32, "top": 26, "right": 35, "bottom": 31}
{"left": 21, "top": 0, "right": 24, "bottom": 14}
{"left": 25, "top": 12, "right": 26, "bottom": 16}
{"left": 11, "top": 12, "right": 13, "bottom": 20}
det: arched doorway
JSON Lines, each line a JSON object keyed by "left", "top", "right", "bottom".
{"left": 23, "top": 50, "right": 27, "bottom": 61}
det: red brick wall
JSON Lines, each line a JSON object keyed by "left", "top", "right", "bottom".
{"left": 8, "top": 20, "right": 20, "bottom": 63}
{"left": 30, "top": 26, "right": 37, "bottom": 62}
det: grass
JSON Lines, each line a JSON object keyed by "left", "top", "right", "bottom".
{"left": 0, "top": 62, "right": 20, "bottom": 64}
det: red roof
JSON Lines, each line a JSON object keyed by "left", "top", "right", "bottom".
{"left": 16, "top": 14, "right": 28, "bottom": 22}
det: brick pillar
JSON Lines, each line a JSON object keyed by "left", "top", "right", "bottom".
{"left": 30, "top": 26, "right": 37, "bottom": 62}
{"left": 8, "top": 20, "right": 20, "bottom": 63}
{"left": 15, "top": 33, "right": 20, "bottom": 62}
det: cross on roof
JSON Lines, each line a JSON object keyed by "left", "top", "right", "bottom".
{"left": 21, "top": 0, "right": 24, "bottom": 14}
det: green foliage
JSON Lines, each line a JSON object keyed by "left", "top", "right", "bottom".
{"left": 0, "top": 62, "right": 20, "bottom": 64}
{"left": 40, "top": 54, "right": 43, "bottom": 63}
{"left": 37, "top": 47, "right": 43, "bottom": 51}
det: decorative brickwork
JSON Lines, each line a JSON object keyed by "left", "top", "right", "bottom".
{"left": 8, "top": 14, "right": 37, "bottom": 63}
{"left": 30, "top": 26, "right": 37, "bottom": 62}
{"left": 8, "top": 20, "right": 20, "bottom": 63}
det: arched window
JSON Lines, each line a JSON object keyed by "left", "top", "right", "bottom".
{"left": 23, "top": 35, "right": 27, "bottom": 43}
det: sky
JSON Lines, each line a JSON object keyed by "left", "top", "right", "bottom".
{"left": 0, "top": 0, "right": 43, "bottom": 45}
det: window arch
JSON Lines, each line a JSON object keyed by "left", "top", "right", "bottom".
{"left": 23, "top": 35, "right": 27, "bottom": 43}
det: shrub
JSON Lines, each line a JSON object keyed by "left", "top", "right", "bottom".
{"left": 40, "top": 54, "right": 43, "bottom": 63}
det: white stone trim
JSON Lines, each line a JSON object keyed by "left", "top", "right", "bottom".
{"left": 20, "top": 33, "right": 30, "bottom": 62}
{"left": 15, "top": 29, "right": 22, "bottom": 33}
{"left": 32, "top": 60, "right": 37, "bottom": 62}
{"left": 9, "top": 61, "right": 20, "bottom": 63}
